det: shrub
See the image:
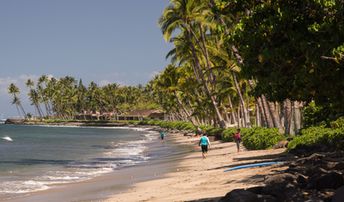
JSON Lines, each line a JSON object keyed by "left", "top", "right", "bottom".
{"left": 330, "top": 117, "right": 344, "bottom": 129}
{"left": 288, "top": 125, "right": 344, "bottom": 151}
{"left": 242, "top": 127, "right": 284, "bottom": 150}
{"left": 222, "top": 128, "right": 237, "bottom": 142}
{"left": 204, "top": 127, "right": 224, "bottom": 139}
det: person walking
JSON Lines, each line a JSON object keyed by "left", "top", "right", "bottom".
{"left": 233, "top": 128, "right": 241, "bottom": 152}
{"left": 199, "top": 133, "right": 210, "bottom": 159}
{"left": 159, "top": 130, "right": 166, "bottom": 141}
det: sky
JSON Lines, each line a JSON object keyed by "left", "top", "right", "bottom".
{"left": 0, "top": 0, "right": 172, "bottom": 118}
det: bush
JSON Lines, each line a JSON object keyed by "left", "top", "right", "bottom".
{"left": 242, "top": 127, "right": 284, "bottom": 150}
{"left": 330, "top": 117, "right": 344, "bottom": 129}
{"left": 204, "top": 127, "right": 224, "bottom": 139}
{"left": 222, "top": 128, "right": 237, "bottom": 142}
{"left": 288, "top": 123, "right": 344, "bottom": 151}
{"left": 221, "top": 127, "right": 284, "bottom": 150}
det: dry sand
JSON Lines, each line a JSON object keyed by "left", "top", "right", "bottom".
{"left": 105, "top": 133, "right": 287, "bottom": 202}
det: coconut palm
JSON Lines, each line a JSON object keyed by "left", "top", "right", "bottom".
{"left": 26, "top": 79, "right": 43, "bottom": 118}
{"left": 159, "top": 0, "right": 228, "bottom": 127}
{"left": 8, "top": 83, "right": 27, "bottom": 118}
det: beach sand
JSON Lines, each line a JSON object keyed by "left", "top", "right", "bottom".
{"left": 104, "top": 134, "right": 287, "bottom": 202}
{"left": 3, "top": 133, "right": 287, "bottom": 202}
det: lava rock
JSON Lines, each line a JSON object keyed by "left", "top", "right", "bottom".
{"left": 332, "top": 185, "right": 344, "bottom": 202}
{"left": 220, "top": 189, "right": 258, "bottom": 202}
{"left": 313, "top": 172, "right": 344, "bottom": 190}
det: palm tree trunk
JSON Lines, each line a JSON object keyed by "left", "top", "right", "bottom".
{"left": 228, "top": 95, "right": 238, "bottom": 125}
{"left": 257, "top": 97, "right": 267, "bottom": 127}
{"left": 255, "top": 103, "right": 261, "bottom": 126}
{"left": 284, "top": 99, "right": 292, "bottom": 135}
{"left": 261, "top": 95, "right": 274, "bottom": 128}
{"left": 232, "top": 73, "right": 250, "bottom": 127}
{"left": 268, "top": 101, "right": 284, "bottom": 133}
{"left": 19, "top": 103, "right": 27, "bottom": 119}
{"left": 293, "top": 101, "right": 302, "bottom": 134}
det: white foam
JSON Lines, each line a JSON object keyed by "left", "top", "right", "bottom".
{"left": 0, "top": 180, "right": 49, "bottom": 194}
{"left": 0, "top": 125, "right": 157, "bottom": 195}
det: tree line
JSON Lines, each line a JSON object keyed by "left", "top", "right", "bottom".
{"left": 8, "top": 75, "right": 158, "bottom": 119}
{"left": 149, "top": 0, "right": 343, "bottom": 134}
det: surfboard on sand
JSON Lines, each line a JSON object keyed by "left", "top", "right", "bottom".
{"left": 224, "top": 161, "right": 282, "bottom": 172}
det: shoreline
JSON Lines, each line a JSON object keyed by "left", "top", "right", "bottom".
{"left": 1, "top": 129, "right": 195, "bottom": 202}
{"left": 1, "top": 124, "right": 289, "bottom": 202}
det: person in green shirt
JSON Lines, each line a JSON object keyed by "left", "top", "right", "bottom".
{"left": 199, "top": 133, "right": 210, "bottom": 159}
{"left": 159, "top": 130, "right": 166, "bottom": 141}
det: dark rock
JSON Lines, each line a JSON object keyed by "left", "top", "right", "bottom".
{"left": 262, "top": 182, "right": 298, "bottom": 200}
{"left": 324, "top": 161, "right": 339, "bottom": 170}
{"left": 334, "top": 162, "right": 344, "bottom": 171}
{"left": 262, "top": 173, "right": 300, "bottom": 199}
{"left": 305, "top": 166, "right": 328, "bottom": 177}
{"left": 285, "top": 166, "right": 307, "bottom": 175}
{"left": 309, "top": 171, "right": 344, "bottom": 190}
{"left": 257, "top": 194, "right": 277, "bottom": 202}
{"left": 296, "top": 174, "right": 308, "bottom": 188}
{"left": 5, "top": 118, "right": 25, "bottom": 124}
{"left": 246, "top": 186, "right": 264, "bottom": 194}
{"left": 332, "top": 185, "right": 344, "bottom": 202}
{"left": 220, "top": 189, "right": 258, "bottom": 202}
{"left": 264, "top": 173, "right": 297, "bottom": 185}
{"left": 316, "top": 189, "right": 335, "bottom": 202}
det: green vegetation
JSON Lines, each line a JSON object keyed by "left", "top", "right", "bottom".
{"left": 8, "top": 76, "right": 159, "bottom": 119}
{"left": 288, "top": 117, "right": 344, "bottom": 151}
{"left": 137, "top": 119, "right": 284, "bottom": 150}
{"left": 241, "top": 128, "right": 285, "bottom": 150}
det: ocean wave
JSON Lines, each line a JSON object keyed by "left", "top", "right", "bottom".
{"left": 0, "top": 125, "right": 157, "bottom": 195}
{"left": 0, "top": 180, "right": 49, "bottom": 194}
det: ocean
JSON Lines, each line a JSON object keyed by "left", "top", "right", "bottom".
{"left": 0, "top": 124, "right": 157, "bottom": 198}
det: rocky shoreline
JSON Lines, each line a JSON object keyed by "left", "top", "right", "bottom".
{"left": 221, "top": 151, "right": 344, "bottom": 202}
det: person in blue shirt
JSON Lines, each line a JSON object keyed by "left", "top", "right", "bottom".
{"left": 199, "top": 133, "right": 210, "bottom": 159}
{"left": 159, "top": 130, "right": 166, "bottom": 141}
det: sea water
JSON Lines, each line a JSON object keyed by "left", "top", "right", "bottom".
{"left": 0, "top": 124, "right": 156, "bottom": 198}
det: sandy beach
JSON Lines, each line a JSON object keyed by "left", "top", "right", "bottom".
{"left": 104, "top": 133, "right": 287, "bottom": 202}
{"left": 3, "top": 132, "right": 287, "bottom": 202}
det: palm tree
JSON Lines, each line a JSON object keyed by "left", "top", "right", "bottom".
{"left": 8, "top": 83, "right": 27, "bottom": 118}
{"left": 159, "top": 0, "right": 227, "bottom": 128}
{"left": 26, "top": 79, "right": 43, "bottom": 118}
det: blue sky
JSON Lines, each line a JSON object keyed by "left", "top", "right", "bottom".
{"left": 0, "top": 0, "right": 172, "bottom": 118}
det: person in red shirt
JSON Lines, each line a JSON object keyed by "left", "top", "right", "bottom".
{"left": 233, "top": 128, "right": 241, "bottom": 152}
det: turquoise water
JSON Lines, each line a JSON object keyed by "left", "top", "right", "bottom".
{"left": 0, "top": 124, "right": 155, "bottom": 195}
